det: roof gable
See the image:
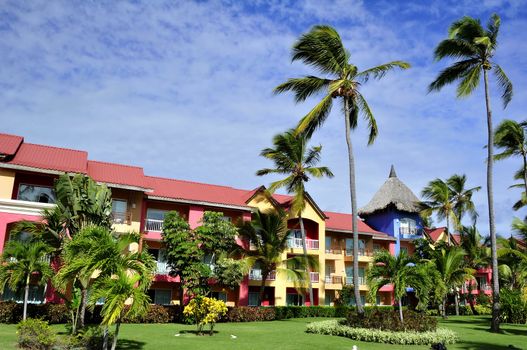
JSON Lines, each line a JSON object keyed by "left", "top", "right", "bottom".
{"left": 5, "top": 143, "right": 88, "bottom": 173}
{"left": 87, "top": 160, "right": 149, "bottom": 190}
{"left": 0, "top": 133, "right": 23, "bottom": 156}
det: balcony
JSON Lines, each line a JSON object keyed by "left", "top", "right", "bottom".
{"left": 310, "top": 272, "right": 319, "bottom": 283}
{"left": 249, "top": 269, "right": 276, "bottom": 281}
{"left": 345, "top": 276, "right": 366, "bottom": 286}
{"left": 145, "top": 219, "right": 163, "bottom": 232}
{"left": 112, "top": 211, "right": 131, "bottom": 225}
{"left": 324, "top": 275, "right": 343, "bottom": 284}
{"left": 156, "top": 262, "right": 169, "bottom": 275}
{"left": 399, "top": 227, "right": 423, "bottom": 239}
{"left": 325, "top": 248, "right": 343, "bottom": 255}
{"left": 287, "top": 238, "right": 319, "bottom": 250}
{"left": 345, "top": 249, "right": 373, "bottom": 257}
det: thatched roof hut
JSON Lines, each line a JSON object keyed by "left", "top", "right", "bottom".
{"left": 359, "top": 165, "right": 421, "bottom": 216}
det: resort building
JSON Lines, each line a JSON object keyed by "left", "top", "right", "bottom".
{"left": 0, "top": 133, "right": 491, "bottom": 306}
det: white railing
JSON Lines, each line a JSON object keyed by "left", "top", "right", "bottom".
{"left": 249, "top": 269, "right": 276, "bottom": 281}
{"left": 287, "top": 238, "right": 319, "bottom": 250}
{"left": 310, "top": 272, "right": 319, "bottom": 283}
{"left": 346, "top": 276, "right": 365, "bottom": 285}
{"left": 325, "top": 276, "right": 343, "bottom": 284}
{"left": 146, "top": 219, "right": 163, "bottom": 232}
{"left": 345, "top": 249, "right": 372, "bottom": 257}
{"left": 156, "top": 262, "right": 169, "bottom": 275}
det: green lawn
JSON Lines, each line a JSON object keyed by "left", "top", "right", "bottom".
{"left": 0, "top": 316, "right": 525, "bottom": 349}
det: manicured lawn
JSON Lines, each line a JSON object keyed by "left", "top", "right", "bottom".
{"left": 0, "top": 316, "right": 525, "bottom": 349}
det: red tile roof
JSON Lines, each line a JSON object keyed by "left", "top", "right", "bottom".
{"left": 324, "top": 211, "right": 390, "bottom": 236}
{"left": 145, "top": 176, "right": 253, "bottom": 208}
{"left": 425, "top": 227, "right": 445, "bottom": 242}
{"left": 6, "top": 143, "right": 88, "bottom": 173}
{"left": 87, "top": 160, "right": 149, "bottom": 190}
{"left": 0, "top": 133, "right": 23, "bottom": 156}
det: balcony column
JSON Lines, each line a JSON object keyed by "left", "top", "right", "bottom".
{"left": 188, "top": 206, "right": 204, "bottom": 229}
{"left": 238, "top": 276, "right": 249, "bottom": 306}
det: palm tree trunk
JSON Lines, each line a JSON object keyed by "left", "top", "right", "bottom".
{"left": 103, "top": 326, "right": 109, "bottom": 350}
{"left": 111, "top": 319, "right": 121, "bottom": 350}
{"left": 446, "top": 215, "right": 451, "bottom": 246}
{"left": 398, "top": 298, "right": 404, "bottom": 324}
{"left": 23, "top": 276, "right": 30, "bottom": 321}
{"left": 454, "top": 291, "right": 460, "bottom": 316}
{"left": 484, "top": 69, "right": 500, "bottom": 333}
{"left": 299, "top": 216, "right": 314, "bottom": 306}
{"left": 344, "top": 97, "right": 364, "bottom": 315}
{"left": 442, "top": 297, "right": 447, "bottom": 318}
{"left": 522, "top": 152, "right": 527, "bottom": 200}
{"left": 78, "top": 287, "right": 87, "bottom": 330}
{"left": 259, "top": 270, "right": 269, "bottom": 306}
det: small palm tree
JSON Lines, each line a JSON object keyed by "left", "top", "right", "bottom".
{"left": 429, "top": 14, "right": 513, "bottom": 332}
{"left": 257, "top": 129, "right": 333, "bottom": 305}
{"left": 89, "top": 271, "right": 151, "bottom": 350}
{"left": 0, "top": 241, "right": 53, "bottom": 320}
{"left": 275, "top": 25, "right": 410, "bottom": 314}
{"left": 498, "top": 234, "right": 527, "bottom": 290}
{"left": 367, "top": 250, "right": 435, "bottom": 323}
{"left": 447, "top": 174, "right": 481, "bottom": 228}
{"left": 421, "top": 178, "right": 456, "bottom": 243}
{"left": 237, "top": 210, "right": 317, "bottom": 305}
{"left": 432, "top": 246, "right": 474, "bottom": 317}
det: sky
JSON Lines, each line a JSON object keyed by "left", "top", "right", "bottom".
{"left": 1, "top": 0, "right": 526, "bottom": 236}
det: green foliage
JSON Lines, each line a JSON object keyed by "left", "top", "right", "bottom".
{"left": 17, "top": 318, "right": 56, "bottom": 350}
{"left": 474, "top": 304, "right": 492, "bottom": 315}
{"left": 212, "top": 257, "right": 247, "bottom": 289}
{"left": 183, "top": 296, "right": 228, "bottom": 335}
{"left": 346, "top": 308, "right": 438, "bottom": 332}
{"left": 306, "top": 320, "right": 458, "bottom": 345}
{"left": 499, "top": 288, "right": 527, "bottom": 324}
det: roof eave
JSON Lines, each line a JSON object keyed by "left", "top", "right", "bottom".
{"left": 147, "top": 195, "right": 251, "bottom": 211}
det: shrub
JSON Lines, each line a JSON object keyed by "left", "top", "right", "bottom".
{"left": 346, "top": 308, "right": 437, "bottom": 332}
{"left": 476, "top": 292, "right": 491, "bottom": 306}
{"left": 306, "top": 320, "right": 458, "bottom": 345}
{"left": 42, "top": 303, "right": 69, "bottom": 324}
{"left": 124, "top": 304, "right": 176, "bottom": 323}
{"left": 445, "top": 304, "right": 473, "bottom": 316}
{"left": 17, "top": 318, "right": 56, "bottom": 350}
{"left": 499, "top": 289, "right": 527, "bottom": 324}
{"left": 0, "top": 301, "right": 21, "bottom": 323}
{"left": 183, "top": 296, "right": 228, "bottom": 335}
{"left": 225, "top": 307, "right": 276, "bottom": 322}
{"left": 474, "top": 304, "right": 491, "bottom": 315}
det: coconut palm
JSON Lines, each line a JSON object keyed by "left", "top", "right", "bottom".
{"left": 498, "top": 234, "right": 527, "bottom": 290}
{"left": 429, "top": 14, "right": 513, "bottom": 332}
{"left": 237, "top": 209, "right": 317, "bottom": 305}
{"left": 432, "top": 246, "right": 474, "bottom": 317}
{"left": 367, "top": 250, "right": 436, "bottom": 323}
{"left": 447, "top": 174, "right": 481, "bottom": 228}
{"left": 421, "top": 178, "right": 457, "bottom": 244}
{"left": 0, "top": 241, "right": 53, "bottom": 320}
{"left": 89, "top": 270, "right": 151, "bottom": 350}
{"left": 275, "top": 25, "right": 410, "bottom": 314}
{"left": 256, "top": 129, "right": 333, "bottom": 305}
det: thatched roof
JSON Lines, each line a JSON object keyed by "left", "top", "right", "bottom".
{"left": 358, "top": 165, "right": 421, "bottom": 216}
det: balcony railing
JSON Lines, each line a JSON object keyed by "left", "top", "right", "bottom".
{"left": 112, "top": 211, "right": 131, "bottom": 225}
{"left": 399, "top": 227, "right": 423, "bottom": 238}
{"left": 156, "top": 262, "right": 169, "bottom": 275}
{"left": 345, "top": 249, "right": 372, "bottom": 257}
{"left": 324, "top": 275, "right": 343, "bottom": 284}
{"left": 346, "top": 276, "right": 366, "bottom": 285}
{"left": 287, "top": 238, "right": 319, "bottom": 250}
{"left": 310, "top": 272, "right": 319, "bottom": 283}
{"left": 325, "top": 248, "right": 343, "bottom": 254}
{"left": 249, "top": 269, "right": 276, "bottom": 281}
{"left": 146, "top": 219, "right": 163, "bottom": 232}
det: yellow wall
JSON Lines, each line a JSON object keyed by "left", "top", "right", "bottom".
{"left": 0, "top": 168, "right": 15, "bottom": 199}
{"left": 111, "top": 188, "right": 143, "bottom": 233}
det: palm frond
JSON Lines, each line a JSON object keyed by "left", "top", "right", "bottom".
{"left": 296, "top": 93, "right": 334, "bottom": 137}
{"left": 457, "top": 64, "right": 481, "bottom": 97}
{"left": 274, "top": 76, "right": 331, "bottom": 103}
{"left": 429, "top": 59, "right": 479, "bottom": 93}
{"left": 493, "top": 63, "right": 513, "bottom": 108}
{"left": 433, "top": 38, "right": 479, "bottom": 61}
{"left": 355, "top": 61, "right": 411, "bottom": 83}
{"left": 354, "top": 92, "right": 378, "bottom": 145}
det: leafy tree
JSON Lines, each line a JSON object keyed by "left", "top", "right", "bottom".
{"left": 256, "top": 129, "right": 333, "bottom": 305}
{"left": 237, "top": 209, "right": 317, "bottom": 305}
{"left": 0, "top": 241, "right": 53, "bottom": 320}
{"left": 275, "top": 25, "right": 409, "bottom": 314}
{"left": 429, "top": 13, "right": 513, "bottom": 332}
{"left": 367, "top": 250, "right": 438, "bottom": 323}
{"left": 432, "top": 246, "right": 474, "bottom": 317}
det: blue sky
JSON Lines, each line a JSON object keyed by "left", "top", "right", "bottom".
{"left": 1, "top": 0, "right": 526, "bottom": 235}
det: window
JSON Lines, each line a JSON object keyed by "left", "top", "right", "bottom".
{"left": 210, "top": 292, "right": 227, "bottom": 302}
{"left": 148, "top": 289, "right": 171, "bottom": 305}
{"left": 148, "top": 249, "right": 168, "bottom": 274}
{"left": 400, "top": 218, "right": 417, "bottom": 236}
{"left": 346, "top": 239, "right": 365, "bottom": 255}
{"left": 349, "top": 295, "right": 366, "bottom": 306}
{"left": 400, "top": 246, "right": 409, "bottom": 255}
{"left": 147, "top": 209, "right": 168, "bottom": 221}
{"left": 17, "top": 184, "right": 55, "bottom": 203}
{"left": 325, "top": 236, "right": 332, "bottom": 253}
{"left": 248, "top": 292, "right": 260, "bottom": 306}
{"left": 2, "top": 285, "right": 45, "bottom": 304}
{"left": 286, "top": 293, "right": 303, "bottom": 306}
{"left": 345, "top": 267, "right": 365, "bottom": 285}
{"left": 373, "top": 243, "right": 381, "bottom": 252}
{"left": 112, "top": 199, "right": 128, "bottom": 224}
{"left": 220, "top": 216, "right": 231, "bottom": 222}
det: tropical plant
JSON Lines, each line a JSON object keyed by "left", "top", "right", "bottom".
{"left": 275, "top": 25, "right": 410, "bottom": 314}
{"left": 183, "top": 296, "right": 228, "bottom": 335}
{"left": 237, "top": 209, "right": 317, "bottom": 305}
{"left": 498, "top": 235, "right": 527, "bottom": 290}
{"left": 429, "top": 13, "right": 513, "bottom": 332}
{"left": 432, "top": 246, "right": 474, "bottom": 317}
{"left": 0, "top": 241, "right": 53, "bottom": 320}
{"left": 367, "top": 250, "right": 438, "bottom": 323}
{"left": 256, "top": 129, "right": 333, "bottom": 305}
{"left": 447, "top": 174, "right": 481, "bottom": 227}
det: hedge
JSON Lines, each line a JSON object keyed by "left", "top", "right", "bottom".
{"left": 306, "top": 320, "right": 458, "bottom": 345}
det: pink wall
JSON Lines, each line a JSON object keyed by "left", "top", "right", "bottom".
{"left": 0, "top": 212, "right": 42, "bottom": 252}
{"left": 188, "top": 206, "right": 204, "bottom": 229}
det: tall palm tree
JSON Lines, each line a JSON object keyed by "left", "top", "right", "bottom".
{"left": 421, "top": 178, "right": 457, "bottom": 243}
{"left": 447, "top": 174, "right": 481, "bottom": 228}
{"left": 367, "top": 250, "right": 436, "bottom": 323}
{"left": 275, "top": 25, "right": 410, "bottom": 314}
{"left": 432, "top": 246, "right": 474, "bottom": 317}
{"left": 256, "top": 129, "right": 333, "bottom": 305}
{"left": 0, "top": 241, "right": 53, "bottom": 320}
{"left": 498, "top": 234, "right": 527, "bottom": 290}
{"left": 89, "top": 271, "right": 151, "bottom": 350}
{"left": 429, "top": 14, "right": 513, "bottom": 332}
{"left": 237, "top": 210, "right": 317, "bottom": 305}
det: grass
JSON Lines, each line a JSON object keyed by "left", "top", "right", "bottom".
{"left": 0, "top": 316, "right": 525, "bottom": 349}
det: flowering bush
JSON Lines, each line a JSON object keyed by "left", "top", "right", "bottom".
{"left": 184, "top": 296, "right": 228, "bottom": 335}
{"left": 17, "top": 318, "right": 56, "bottom": 350}
{"left": 306, "top": 320, "right": 458, "bottom": 345}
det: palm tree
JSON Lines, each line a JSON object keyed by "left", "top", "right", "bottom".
{"left": 432, "top": 246, "right": 474, "bottom": 317}
{"left": 498, "top": 234, "right": 527, "bottom": 290}
{"left": 0, "top": 241, "right": 53, "bottom": 320}
{"left": 367, "top": 250, "right": 436, "bottom": 323}
{"left": 89, "top": 270, "right": 151, "bottom": 350}
{"left": 447, "top": 174, "right": 481, "bottom": 228}
{"left": 429, "top": 14, "right": 513, "bottom": 332}
{"left": 275, "top": 25, "right": 410, "bottom": 314}
{"left": 237, "top": 210, "right": 317, "bottom": 305}
{"left": 256, "top": 129, "right": 333, "bottom": 305}
{"left": 421, "top": 178, "right": 456, "bottom": 243}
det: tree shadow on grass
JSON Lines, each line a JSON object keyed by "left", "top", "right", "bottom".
{"left": 117, "top": 338, "right": 146, "bottom": 350}
{"left": 179, "top": 330, "right": 219, "bottom": 335}
{"left": 503, "top": 328, "right": 527, "bottom": 337}
{"left": 455, "top": 341, "right": 524, "bottom": 350}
